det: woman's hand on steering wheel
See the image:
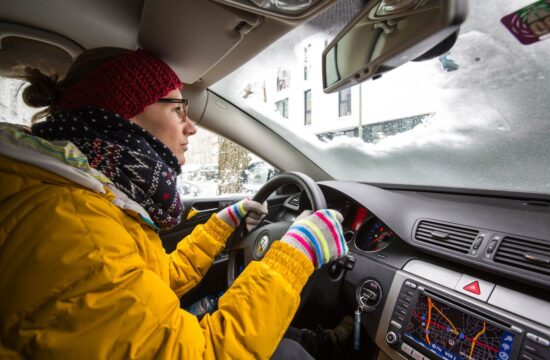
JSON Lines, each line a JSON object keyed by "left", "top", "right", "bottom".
{"left": 280, "top": 209, "right": 348, "bottom": 269}
{"left": 216, "top": 198, "right": 268, "bottom": 231}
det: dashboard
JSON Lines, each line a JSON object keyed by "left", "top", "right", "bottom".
{"left": 329, "top": 198, "right": 397, "bottom": 254}
{"left": 313, "top": 181, "right": 550, "bottom": 360}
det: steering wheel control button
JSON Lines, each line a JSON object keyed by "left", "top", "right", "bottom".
{"left": 455, "top": 274, "right": 494, "bottom": 302}
{"left": 385, "top": 331, "right": 398, "bottom": 345}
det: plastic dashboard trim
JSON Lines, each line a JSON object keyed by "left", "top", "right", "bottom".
{"left": 318, "top": 181, "right": 550, "bottom": 290}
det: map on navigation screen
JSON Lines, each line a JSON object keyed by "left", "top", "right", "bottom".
{"left": 404, "top": 294, "right": 515, "bottom": 360}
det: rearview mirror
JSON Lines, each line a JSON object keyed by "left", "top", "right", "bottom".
{"left": 322, "top": 0, "right": 467, "bottom": 93}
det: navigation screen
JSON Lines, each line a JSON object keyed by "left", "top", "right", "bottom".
{"left": 404, "top": 294, "right": 515, "bottom": 360}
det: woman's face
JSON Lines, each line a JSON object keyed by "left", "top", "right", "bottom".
{"left": 131, "top": 89, "right": 197, "bottom": 165}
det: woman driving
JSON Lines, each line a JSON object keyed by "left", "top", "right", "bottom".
{"left": 0, "top": 47, "right": 348, "bottom": 359}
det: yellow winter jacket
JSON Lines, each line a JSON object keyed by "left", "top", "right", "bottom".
{"left": 0, "top": 125, "right": 314, "bottom": 359}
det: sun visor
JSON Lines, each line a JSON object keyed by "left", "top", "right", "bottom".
{"left": 0, "top": 22, "right": 80, "bottom": 78}
{"left": 138, "top": 0, "right": 263, "bottom": 85}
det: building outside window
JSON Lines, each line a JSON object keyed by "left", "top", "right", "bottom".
{"left": 317, "top": 113, "right": 432, "bottom": 144}
{"left": 339, "top": 87, "right": 352, "bottom": 117}
{"left": 275, "top": 98, "right": 289, "bottom": 119}
{"left": 304, "top": 90, "right": 312, "bottom": 125}
{"left": 276, "top": 68, "right": 290, "bottom": 91}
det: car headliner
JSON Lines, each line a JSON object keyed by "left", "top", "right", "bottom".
{"left": 0, "top": 0, "right": 339, "bottom": 118}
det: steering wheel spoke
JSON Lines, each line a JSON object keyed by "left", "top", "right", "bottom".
{"left": 227, "top": 172, "right": 327, "bottom": 289}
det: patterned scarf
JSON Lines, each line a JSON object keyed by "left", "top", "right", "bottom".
{"left": 32, "top": 108, "right": 182, "bottom": 230}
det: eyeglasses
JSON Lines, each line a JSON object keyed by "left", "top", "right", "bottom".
{"left": 157, "top": 98, "right": 190, "bottom": 122}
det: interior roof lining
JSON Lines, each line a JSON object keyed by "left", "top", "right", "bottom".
{"left": 0, "top": 0, "right": 337, "bottom": 87}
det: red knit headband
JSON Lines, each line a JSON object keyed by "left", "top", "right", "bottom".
{"left": 57, "top": 49, "right": 183, "bottom": 120}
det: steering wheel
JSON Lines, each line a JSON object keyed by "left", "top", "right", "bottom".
{"left": 227, "top": 171, "right": 327, "bottom": 287}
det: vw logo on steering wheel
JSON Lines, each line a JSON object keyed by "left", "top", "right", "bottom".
{"left": 255, "top": 234, "right": 270, "bottom": 257}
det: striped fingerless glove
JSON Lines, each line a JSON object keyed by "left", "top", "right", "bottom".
{"left": 281, "top": 209, "right": 348, "bottom": 269}
{"left": 216, "top": 198, "right": 268, "bottom": 231}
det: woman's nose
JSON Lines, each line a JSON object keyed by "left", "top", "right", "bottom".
{"left": 185, "top": 117, "right": 197, "bottom": 135}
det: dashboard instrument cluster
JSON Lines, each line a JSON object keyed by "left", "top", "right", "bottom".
{"left": 329, "top": 199, "right": 397, "bottom": 253}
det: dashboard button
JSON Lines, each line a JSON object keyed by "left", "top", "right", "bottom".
{"left": 405, "top": 281, "right": 417, "bottom": 289}
{"left": 472, "top": 235, "right": 484, "bottom": 250}
{"left": 410, "top": 349, "right": 424, "bottom": 360}
{"left": 455, "top": 274, "right": 495, "bottom": 302}
{"left": 393, "top": 313, "right": 405, "bottom": 323}
{"left": 395, "top": 307, "right": 407, "bottom": 316}
{"left": 390, "top": 320, "right": 402, "bottom": 330}
{"left": 527, "top": 333, "right": 538, "bottom": 342}
{"left": 537, "top": 337, "right": 550, "bottom": 347}
{"left": 511, "top": 325, "right": 523, "bottom": 334}
{"left": 385, "top": 331, "right": 398, "bottom": 345}
{"left": 401, "top": 343, "right": 414, "bottom": 355}
{"left": 487, "top": 238, "right": 499, "bottom": 254}
{"left": 397, "top": 300, "right": 410, "bottom": 309}
{"left": 463, "top": 281, "right": 481, "bottom": 295}
{"left": 484, "top": 238, "right": 499, "bottom": 258}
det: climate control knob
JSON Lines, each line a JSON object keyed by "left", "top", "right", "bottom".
{"left": 385, "top": 331, "right": 398, "bottom": 346}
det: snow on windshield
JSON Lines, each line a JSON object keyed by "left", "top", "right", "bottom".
{"left": 213, "top": 0, "right": 550, "bottom": 195}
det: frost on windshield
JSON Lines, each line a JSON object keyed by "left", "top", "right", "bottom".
{"left": 213, "top": 0, "right": 550, "bottom": 195}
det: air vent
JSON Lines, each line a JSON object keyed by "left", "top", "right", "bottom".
{"left": 494, "top": 236, "right": 550, "bottom": 276}
{"left": 415, "top": 220, "right": 479, "bottom": 254}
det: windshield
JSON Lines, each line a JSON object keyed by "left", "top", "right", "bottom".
{"left": 212, "top": 0, "right": 550, "bottom": 196}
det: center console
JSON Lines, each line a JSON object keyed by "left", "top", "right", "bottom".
{"left": 375, "top": 261, "right": 550, "bottom": 360}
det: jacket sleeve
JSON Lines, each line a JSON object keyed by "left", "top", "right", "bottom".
{"left": 199, "top": 242, "right": 314, "bottom": 359}
{"left": 167, "top": 215, "right": 234, "bottom": 297}
{"left": 20, "top": 191, "right": 314, "bottom": 359}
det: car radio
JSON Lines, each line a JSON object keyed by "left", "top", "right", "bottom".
{"left": 384, "top": 280, "right": 550, "bottom": 360}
